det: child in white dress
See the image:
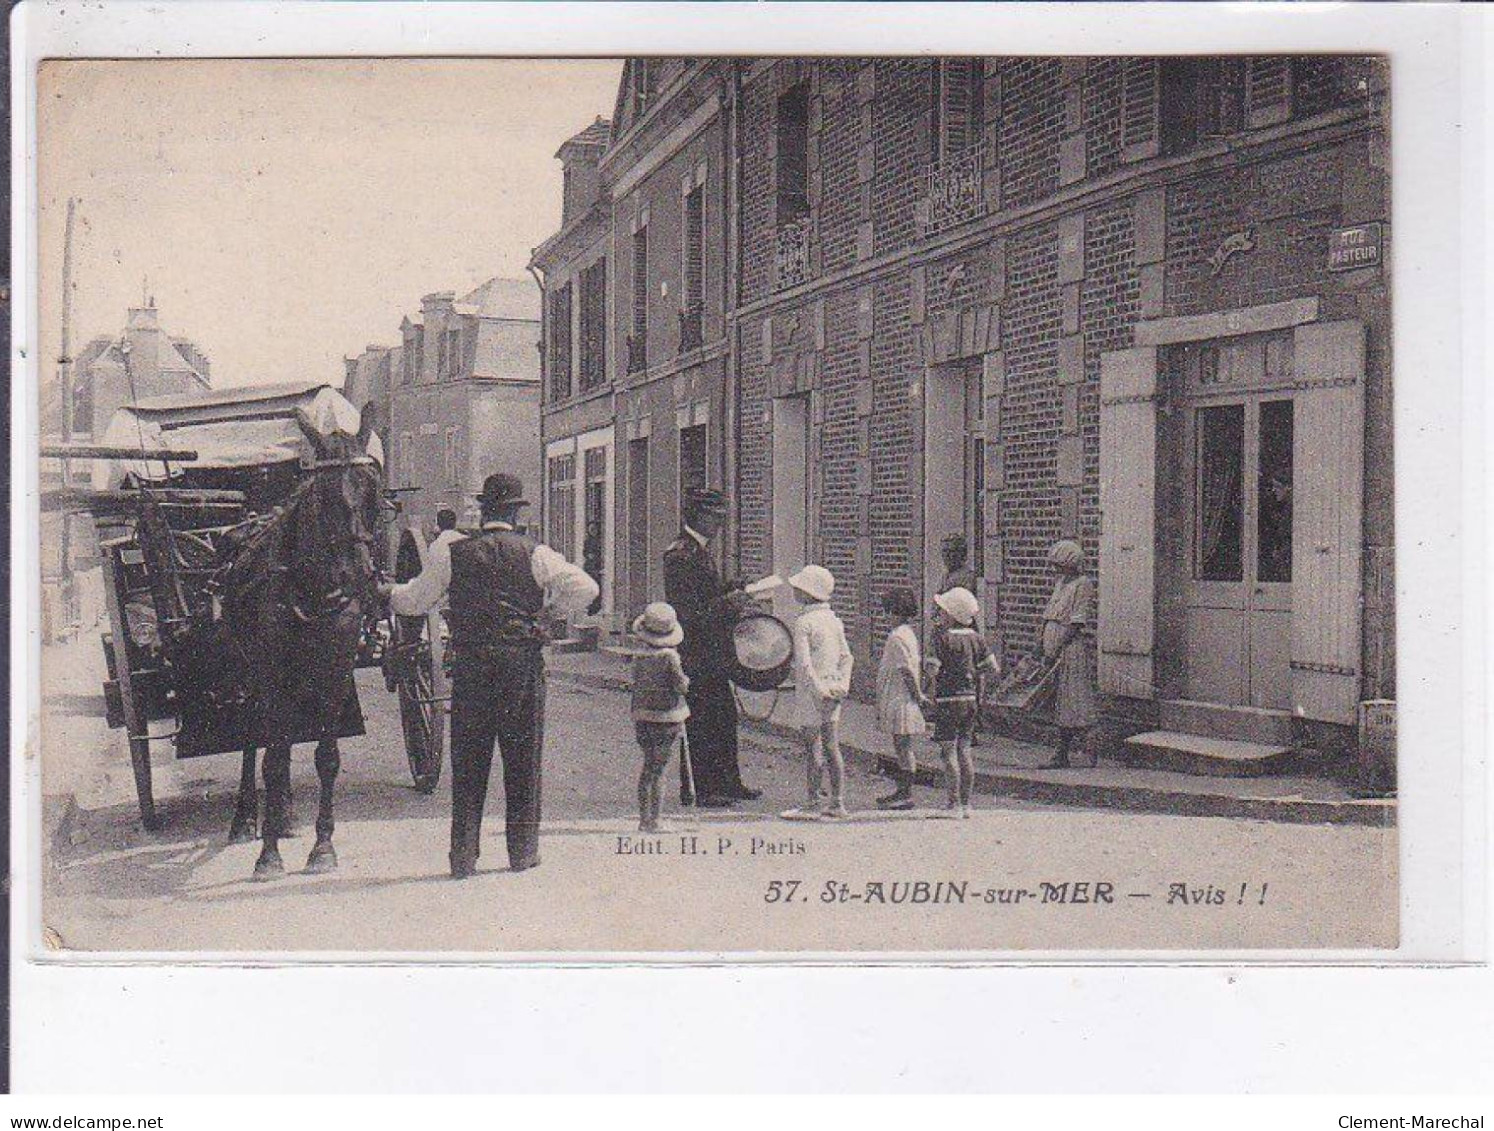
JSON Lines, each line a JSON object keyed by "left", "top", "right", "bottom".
{"left": 875, "top": 587, "right": 929, "bottom": 810}
{"left": 780, "top": 565, "right": 854, "bottom": 821}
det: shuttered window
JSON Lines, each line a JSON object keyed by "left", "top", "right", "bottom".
{"left": 681, "top": 186, "right": 704, "bottom": 352}
{"left": 1098, "top": 346, "right": 1160, "bottom": 698}
{"left": 1245, "top": 57, "right": 1293, "bottom": 128}
{"left": 547, "top": 453, "right": 577, "bottom": 561}
{"left": 549, "top": 283, "right": 573, "bottom": 400}
{"left": 1289, "top": 321, "right": 1364, "bottom": 725}
{"left": 1120, "top": 58, "right": 1161, "bottom": 162}
{"left": 630, "top": 226, "right": 648, "bottom": 372}
{"left": 932, "top": 58, "right": 984, "bottom": 163}
{"left": 578, "top": 257, "right": 607, "bottom": 391}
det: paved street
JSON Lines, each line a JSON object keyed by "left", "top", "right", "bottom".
{"left": 39, "top": 639, "right": 1398, "bottom": 954}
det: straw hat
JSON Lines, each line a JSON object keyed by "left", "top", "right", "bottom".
{"left": 631, "top": 602, "right": 684, "bottom": 648}
{"left": 933, "top": 586, "right": 980, "bottom": 626}
{"left": 787, "top": 564, "right": 835, "bottom": 603}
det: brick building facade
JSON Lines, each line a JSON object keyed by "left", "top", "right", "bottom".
{"left": 538, "top": 56, "right": 1391, "bottom": 760}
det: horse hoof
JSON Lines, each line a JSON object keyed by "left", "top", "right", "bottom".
{"left": 304, "top": 842, "right": 338, "bottom": 874}
{"left": 252, "top": 849, "right": 285, "bottom": 882}
{"left": 229, "top": 820, "right": 258, "bottom": 845}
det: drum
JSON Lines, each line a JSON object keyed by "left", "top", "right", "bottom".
{"left": 731, "top": 612, "right": 793, "bottom": 692}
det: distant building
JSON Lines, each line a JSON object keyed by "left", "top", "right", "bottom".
{"left": 39, "top": 300, "right": 211, "bottom": 640}
{"left": 64, "top": 301, "right": 212, "bottom": 444}
{"left": 386, "top": 277, "right": 541, "bottom": 542}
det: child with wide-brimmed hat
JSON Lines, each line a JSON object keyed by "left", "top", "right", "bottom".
{"left": 927, "top": 586, "right": 999, "bottom": 818}
{"left": 780, "top": 565, "right": 854, "bottom": 821}
{"left": 630, "top": 602, "right": 691, "bottom": 832}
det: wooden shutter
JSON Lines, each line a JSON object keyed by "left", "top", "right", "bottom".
{"left": 1245, "top": 57, "right": 1293, "bottom": 128}
{"left": 1290, "top": 321, "right": 1365, "bottom": 725}
{"left": 1121, "top": 59, "right": 1160, "bottom": 163}
{"left": 1098, "top": 347, "right": 1159, "bottom": 698}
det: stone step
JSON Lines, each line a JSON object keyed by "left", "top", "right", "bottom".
{"left": 1158, "top": 698, "right": 1295, "bottom": 746}
{"left": 1123, "top": 730, "right": 1294, "bottom": 778}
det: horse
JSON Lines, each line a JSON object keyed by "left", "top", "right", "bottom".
{"left": 208, "top": 427, "right": 383, "bottom": 881}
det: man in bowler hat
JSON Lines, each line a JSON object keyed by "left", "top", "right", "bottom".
{"left": 663, "top": 487, "right": 761, "bottom": 808}
{"left": 381, "top": 473, "right": 597, "bottom": 877}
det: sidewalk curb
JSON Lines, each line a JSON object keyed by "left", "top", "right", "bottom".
{"left": 548, "top": 666, "right": 1396, "bottom": 829}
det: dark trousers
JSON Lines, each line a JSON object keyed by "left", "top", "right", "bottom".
{"left": 680, "top": 670, "right": 743, "bottom": 799}
{"left": 449, "top": 645, "right": 545, "bottom": 868}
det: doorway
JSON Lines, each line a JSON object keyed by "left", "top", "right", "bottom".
{"left": 627, "top": 437, "right": 650, "bottom": 618}
{"left": 923, "top": 358, "right": 985, "bottom": 611}
{"left": 1175, "top": 333, "right": 1295, "bottom": 709}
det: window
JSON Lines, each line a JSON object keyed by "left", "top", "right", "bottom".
{"left": 678, "top": 423, "right": 708, "bottom": 510}
{"left": 398, "top": 431, "right": 414, "bottom": 488}
{"left": 549, "top": 282, "right": 573, "bottom": 400}
{"left": 1256, "top": 399, "right": 1294, "bottom": 584}
{"left": 579, "top": 258, "right": 607, "bottom": 391}
{"left": 445, "top": 328, "right": 462, "bottom": 380}
{"left": 582, "top": 446, "right": 607, "bottom": 615}
{"left": 632, "top": 59, "right": 656, "bottom": 120}
{"left": 413, "top": 326, "right": 425, "bottom": 383}
{"left": 402, "top": 343, "right": 414, "bottom": 386}
{"left": 775, "top": 83, "right": 811, "bottom": 224}
{"left": 629, "top": 225, "right": 648, "bottom": 372}
{"left": 444, "top": 427, "right": 460, "bottom": 488}
{"left": 1245, "top": 57, "right": 1293, "bottom": 128}
{"left": 1195, "top": 404, "right": 1245, "bottom": 583}
{"left": 69, "top": 372, "right": 92, "bottom": 437}
{"left": 680, "top": 185, "right": 704, "bottom": 352}
{"left": 931, "top": 58, "right": 984, "bottom": 164}
{"left": 547, "top": 453, "right": 577, "bottom": 561}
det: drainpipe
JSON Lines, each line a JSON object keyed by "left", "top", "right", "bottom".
{"left": 526, "top": 259, "right": 547, "bottom": 541}
{"left": 723, "top": 59, "right": 744, "bottom": 582}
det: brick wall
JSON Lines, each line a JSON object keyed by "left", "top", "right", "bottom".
{"left": 730, "top": 55, "right": 1389, "bottom": 713}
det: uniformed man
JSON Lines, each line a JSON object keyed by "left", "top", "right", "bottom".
{"left": 380, "top": 473, "right": 597, "bottom": 878}
{"left": 663, "top": 487, "right": 761, "bottom": 808}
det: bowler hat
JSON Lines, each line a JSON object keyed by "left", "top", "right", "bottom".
{"left": 476, "top": 472, "right": 529, "bottom": 508}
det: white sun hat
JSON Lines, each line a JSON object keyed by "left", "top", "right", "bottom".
{"left": 787, "top": 564, "right": 835, "bottom": 603}
{"left": 933, "top": 585, "right": 980, "bottom": 626}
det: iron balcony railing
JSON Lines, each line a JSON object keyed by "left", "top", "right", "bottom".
{"left": 774, "top": 216, "right": 813, "bottom": 291}
{"left": 925, "top": 143, "right": 986, "bottom": 234}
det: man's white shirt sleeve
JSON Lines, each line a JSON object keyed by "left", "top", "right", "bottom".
{"left": 532, "top": 542, "right": 599, "bottom": 616}
{"left": 388, "top": 531, "right": 458, "bottom": 617}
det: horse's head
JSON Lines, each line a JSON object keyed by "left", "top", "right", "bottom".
{"left": 293, "top": 429, "right": 384, "bottom": 605}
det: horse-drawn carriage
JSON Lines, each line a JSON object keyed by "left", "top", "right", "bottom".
{"left": 63, "top": 383, "right": 443, "bottom": 865}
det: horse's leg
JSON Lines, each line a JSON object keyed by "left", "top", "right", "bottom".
{"left": 229, "top": 747, "right": 259, "bottom": 843}
{"left": 305, "top": 739, "right": 340, "bottom": 874}
{"left": 253, "top": 742, "right": 290, "bottom": 881}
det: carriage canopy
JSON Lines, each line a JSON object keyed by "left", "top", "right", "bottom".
{"left": 100, "top": 381, "right": 383, "bottom": 485}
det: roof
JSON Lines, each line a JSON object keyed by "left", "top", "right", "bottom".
{"left": 455, "top": 276, "right": 539, "bottom": 322}
{"left": 81, "top": 338, "right": 211, "bottom": 388}
{"left": 556, "top": 116, "right": 612, "bottom": 159}
{"left": 100, "top": 382, "right": 382, "bottom": 481}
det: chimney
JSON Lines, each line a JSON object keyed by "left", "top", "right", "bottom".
{"left": 124, "top": 305, "right": 161, "bottom": 389}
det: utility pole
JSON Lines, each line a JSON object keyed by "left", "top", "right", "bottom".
{"left": 56, "top": 196, "right": 78, "bottom": 633}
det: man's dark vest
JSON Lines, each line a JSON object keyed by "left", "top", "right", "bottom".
{"left": 448, "top": 529, "right": 544, "bottom": 649}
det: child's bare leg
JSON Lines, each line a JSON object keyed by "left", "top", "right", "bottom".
{"left": 637, "top": 756, "right": 653, "bottom": 830}
{"left": 822, "top": 713, "right": 846, "bottom": 812}
{"left": 938, "top": 740, "right": 960, "bottom": 812}
{"left": 802, "top": 728, "right": 824, "bottom": 806}
{"left": 956, "top": 738, "right": 975, "bottom": 808}
{"left": 649, "top": 745, "right": 669, "bottom": 825}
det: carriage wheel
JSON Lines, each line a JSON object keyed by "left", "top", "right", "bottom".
{"left": 395, "top": 622, "right": 443, "bottom": 794}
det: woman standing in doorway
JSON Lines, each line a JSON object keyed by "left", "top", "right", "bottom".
{"left": 1037, "top": 540, "right": 1099, "bottom": 769}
